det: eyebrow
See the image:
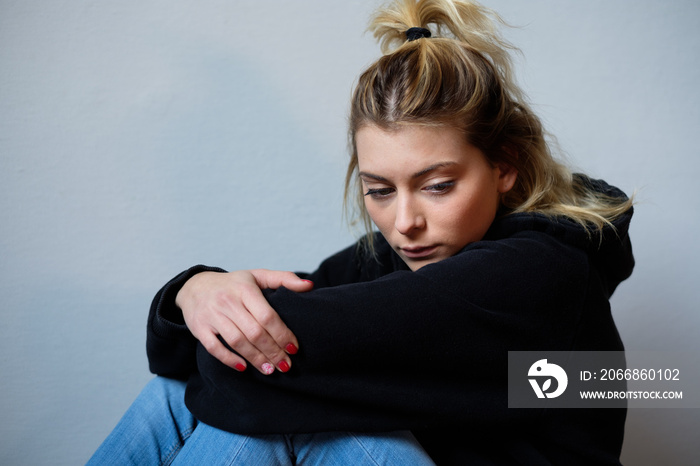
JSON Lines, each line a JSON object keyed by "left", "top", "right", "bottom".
{"left": 359, "top": 162, "right": 458, "bottom": 182}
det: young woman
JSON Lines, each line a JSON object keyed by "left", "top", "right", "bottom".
{"left": 90, "top": 0, "right": 634, "bottom": 464}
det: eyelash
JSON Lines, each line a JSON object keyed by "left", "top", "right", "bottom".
{"left": 364, "top": 188, "right": 394, "bottom": 199}
{"left": 363, "top": 182, "right": 455, "bottom": 199}
{"left": 426, "top": 181, "right": 455, "bottom": 194}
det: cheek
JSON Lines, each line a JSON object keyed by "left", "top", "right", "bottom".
{"left": 364, "top": 202, "right": 389, "bottom": 232}
{"left": 446, "top": 193, "right": 499, "bottom": 241}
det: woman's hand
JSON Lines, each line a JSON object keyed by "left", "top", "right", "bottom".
{"left": 175, "top": 269, "right": 313, "bottom": 375}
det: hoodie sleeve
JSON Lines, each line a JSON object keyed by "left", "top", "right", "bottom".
{"left": 146, "top": 265, "right": 226, "bottom": 379}
{"left": 184, "top": 230, "right": 597, "bottom": 434}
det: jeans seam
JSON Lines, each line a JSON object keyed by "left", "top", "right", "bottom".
{"left": 161, "top": 424, "right": 196, "bottom": 466}
{"left": 348, "top": 432, "right": 382, "bottom": 466}
{"left": 224, "top": 434, "right": 252, "bottom": 466}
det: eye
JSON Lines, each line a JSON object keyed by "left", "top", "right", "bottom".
{"left": 424, "top": 181, "right": 455, "bottom": 195}
{"left": 364, "top": 187, "right": 395, "bottom": 199}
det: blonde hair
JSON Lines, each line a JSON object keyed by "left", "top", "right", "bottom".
{"left": 345, "top": 0, "right": 633, "bottom": 248}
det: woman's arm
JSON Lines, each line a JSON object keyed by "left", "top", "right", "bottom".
{"left": 176, "top": 269, "right": 313, "bottom": 374}
{"left": 185, "top": 232, "right": 606, "bottom": 434}
{"left": 147, "top": 236, "right": 399, "bottom": 378}
{"left": 147, "top": 267, "right": 313, "bottom": 377}
{"left": 146, "top": 265, "right": 222, "bottom": 380}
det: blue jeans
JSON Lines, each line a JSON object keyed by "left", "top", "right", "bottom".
{"left": 88, "top": 377, "right": 436, "bottom": 465}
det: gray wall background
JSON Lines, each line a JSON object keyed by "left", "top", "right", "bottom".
{"left": 2, "top": 1, "right": 698, "bottom": 464}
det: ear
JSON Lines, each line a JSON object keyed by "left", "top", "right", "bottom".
{"left": 496, "top": 161, "right": 518, "bottom": 193}
{"left": 496, "top": 146, "right": 518, "bottom": 193}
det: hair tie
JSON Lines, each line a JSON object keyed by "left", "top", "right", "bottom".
{"left": 406, "top": 27, "right": 431, "bottom": 42}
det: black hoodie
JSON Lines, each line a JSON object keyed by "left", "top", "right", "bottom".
{"left": 147, "top": 177, "right": 634, "bottom": 465}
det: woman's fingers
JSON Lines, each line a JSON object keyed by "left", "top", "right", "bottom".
{"left": 214, "top": 302, "right": 293, "bottom": 375}
{"left": 179, "top": 270, "right": 310, "bottom": 374}
{"left": 197, "top": 331, "right": 248, "bottom": 372}
{"left": 239, "top": 281, "right": 299, "bottom": 363}
{"left": 250, "top": 269, "right": 314, "bottom": 293}
{"left": 196, "top": 317, "right": 284, "bottom": 375}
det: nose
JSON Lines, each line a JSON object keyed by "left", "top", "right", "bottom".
{"left": 394, "top": 194, "right": 426, "bottom": 235}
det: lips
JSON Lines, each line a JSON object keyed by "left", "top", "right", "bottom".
{"left": 400, "top": 245, "right": 438, "bottom": 259}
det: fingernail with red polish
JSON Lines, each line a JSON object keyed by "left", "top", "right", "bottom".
{"left": 261, "top": 363, "right": 274, "bottom": 375}
{"left": 285, "top": 343, "right": 298, "bottom": 355}
{"left": 278, "top": 360, "right": 290, "bottom": 373}
{"left": 234, "top": 363, "right": 246, "bottom": 372}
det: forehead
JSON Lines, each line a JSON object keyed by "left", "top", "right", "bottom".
{"left": 355, "top": 124, "right": 482, "bottom": 174}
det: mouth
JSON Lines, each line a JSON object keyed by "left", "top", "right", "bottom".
{"left": 400, "top": 245, "right": 438, "bottom": 259}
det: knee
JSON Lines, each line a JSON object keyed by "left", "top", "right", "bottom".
{"left": 144, "top": 376, "right": 187, "bottom": 397}
{"left": 134, "top": 377, "right": 188, "bottom": 412}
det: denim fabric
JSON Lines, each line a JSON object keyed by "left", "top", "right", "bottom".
{"left": 88, "top": 377, "right": 196, "bottom": 465}
{"left": 88, "top": 377, "right": 435, "bottom": 465}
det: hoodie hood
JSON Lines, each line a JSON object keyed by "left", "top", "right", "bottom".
{"left": 485, "top": 175, "right": 634, "bottom": 297}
